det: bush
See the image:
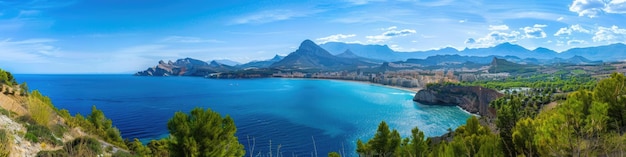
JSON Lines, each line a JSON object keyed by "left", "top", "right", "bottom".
{"left": 0, "top": 129, "right": 11, "bottom": 157}
{"left": 63, "top": 137, "right": 102, "bottom": 156}
{"left": 25, "top": 123, "right": 63, "bottom": 146}
{"left": 111, "top": 151, "right": 133, "bottom": 157}
{"left": 36, "top": 150, "right": 69, "bottom": 157}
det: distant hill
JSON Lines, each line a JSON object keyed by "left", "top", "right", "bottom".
{"left": 237, "top": 55, "right": 284, "bottom": 69}
{"left": 320, "top": 42, "right": 400, "bottom": 61}
{"left": 489, "top": 57, "right": 537, "bottom": 73}
{"left": 335, "top": 49, "right": 384, "bottom": 64}
{"left": 559, "top": 43, "right": 626, "bottom": 61}
{"left": 270, "top": 40, "right": 374, "bottom": 71}
{"left": 321, "top": 42, "right": 625, "bottom": 62}
{"left": 212, "top": 59, "right": 241, "bottom": 66}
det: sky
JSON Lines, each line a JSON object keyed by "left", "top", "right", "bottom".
{"left": 1, "top": 0, "right": 626, "bottom": 74}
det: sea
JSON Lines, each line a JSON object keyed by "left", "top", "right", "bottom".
{"left": 15, "top": 74, "right": 471, "bottom": 156}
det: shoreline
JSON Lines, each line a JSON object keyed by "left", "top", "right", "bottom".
{"left": 278, "top": 77, "right": 422, "bottom": 93}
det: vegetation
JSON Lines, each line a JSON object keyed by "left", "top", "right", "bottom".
{"left": 58, "top": 106, "right": 127, "bottom": 149}
{"left": 27, "top": 90, "right": 54, "bottom": 126}
{"left": 167, "top": 107, "right": 245, "bottom": 157}
{"left": 358, "top": 72, "right": 626, "bottom": 156}
{"left": 0, "top": 129, "right": 11, "bottom": 157}
{"left": 461, "top": 71, "right": 596, "bottom": 92}
{"left": 0, "top": 68, "right": 17, "bottom": 86}
{"left": 4, "top": 67, "right": 626, "bottom": 157}
{"left": 37, "top": 137, "right": 103, "bottom": 157}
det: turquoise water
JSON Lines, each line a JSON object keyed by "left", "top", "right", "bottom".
{"left": 15, "top": 75, "right": 470, "bottom": 156}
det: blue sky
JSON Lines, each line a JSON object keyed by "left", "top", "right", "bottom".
{"left": 1, "top": 0, "right": 625, "bottom": 73}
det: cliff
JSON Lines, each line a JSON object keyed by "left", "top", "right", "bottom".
{"left": 413, "top": 84, "right": 503, "bottom": 117}
{"left": 135, "top": 58, "right": 236, "bottom": 76}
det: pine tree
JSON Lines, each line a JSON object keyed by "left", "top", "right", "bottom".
{"left": 167, "top": 107, "right": 245, "bottom": 157}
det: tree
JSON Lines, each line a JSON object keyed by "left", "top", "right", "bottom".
{"left": 87, "top": 105, "right": 112, "bottom": 131}
{"left": 167, "top": 107, "right": 245, "bottom": 157}
{"left": 370, "top": 121, "right": 391, "bottom": 155}
{"left": 593, "top": 72, "right": 626, "bottom": 131}
{"left": 19, "top": 82, "right": 28, "bottom": 96}
{"left": 408, "top": 127, "right": 428, "bottom": 157}
{"left": 512, "top": 118, "right": 536, "bottom": 157}
{"left": 328, "top": 152, "right": 341, "bottom": 157}
{"left": 127, "top": 138, "right": 151, "bottom": 157}
{"left": 147, "top": 139, "right": 170, "bottom": 157}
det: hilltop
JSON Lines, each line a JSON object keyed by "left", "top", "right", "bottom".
{"left": 0, "top": 69, "right": 135, "bottom": 156}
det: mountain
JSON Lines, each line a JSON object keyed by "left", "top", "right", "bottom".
{"left": 237, "top": 55, "right": 284, "bottom": 69}
{"left": 489, "top": 57, "right": 537, "bottom": 73}
{"left": 212, "top": 59, "right": 240, "bottom": 66}
{"left": 462, "top": 42, "right": 536, "bottom": 58}
{"left": 402, "top": 55, "right": 495, "bottom": 66}
{"left": 322, "top": 42, "right": 626, "bottom": 62}
{"left": 271, "top": 40, "right": 374, "bottom": 70}
{"left": 320, "top": 42, "right": 400, "bottom": 61}
{"left": 548, "top": 55, "right": 602, "bottom": 65}
{"left": 560, "top": 43, "right": 626, "bottom": 61}
{"left": 135, "top": 58, "right": 236, "bottom": 76}
{"left": 335, "top": 49, "right": 384, "bottom": 64}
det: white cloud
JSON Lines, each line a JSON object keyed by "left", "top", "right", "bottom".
{"left": 557, "top": 16, "right": 565, "bottom": 21}
{"left": 488, "top": 25, "right": 509, "bottom": 31}
{"left": 554, "top": 24, "right": 592, "bottom": 36}
{"left": 569, "top": 0, "right": 626, "bottom": 17}
{"left": 316, "top": 34, "right": 357, "bottom": 44}
{"left": 385, "top": 26, "right": 398, "bottom": 30}
{"left": 467, "top": 31, "right": 521, "bottom": 47}
{"left": 569, "top": 0, "right": 606, "bottom": 17}
{"left": 0, "top": 38, "right": 59, "bottom": 63}
{"left": 232, "top": 9, "right": 321, "bottom": 24}
{"left": 593, "top": 25, "right": 626, "bottom": 42}
{"left": 521, "top": 25, "right": 547, "bottom": 39}
{"left": 567, "top": 39, "right": 586, "bottom": 45}
{"left": 366, "top": 27, "right": 416, "bottom": 43}
{"left": 161, "top": 36, "right": 222, "bottom": 43}
{"left": 605, "top": 0, "right": 626, "bottom": 13}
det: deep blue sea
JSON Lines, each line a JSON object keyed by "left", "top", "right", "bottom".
{"left": 15, "top": 74, "right": 470, "bottom": 156}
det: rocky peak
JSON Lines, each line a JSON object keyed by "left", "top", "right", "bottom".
{"left": 336, "top": 49, "right": 359, "bottom": 58}
{"left": 295, "top": 39, "right": 332, "bottom": 57}
{"left": 270, "top": 55, "right": 284, "bottom": 61}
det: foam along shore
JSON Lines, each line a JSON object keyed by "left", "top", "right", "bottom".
{"left": 294, "top": 77, "right": 423, "bottom": 93}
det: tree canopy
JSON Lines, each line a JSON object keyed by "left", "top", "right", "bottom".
{"left": 167, "top": 107, "right": 245, "bottom": 157}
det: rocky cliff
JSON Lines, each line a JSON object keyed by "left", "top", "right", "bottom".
{"left": 135, "top": 58, "right": 235, "bottom": 76}
{"left": 413, "top": 84, "right": 503, "bottom": 117}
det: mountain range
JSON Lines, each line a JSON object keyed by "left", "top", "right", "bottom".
{"left": 135, "top": 39, "right": 623, "bottom": 76}
{"left": 269, "top": 40, "right": 375, "bottom": 71}
{"left": 320, "top": 42, "right": 626, "bottom": 62}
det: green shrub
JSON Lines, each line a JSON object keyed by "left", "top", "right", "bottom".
{"left": 0, "top": 129, "right": 11, "bottom": 157}
{"left": 36, "top": 150, "right": 69, "bottom": 157}
{"left": 111, "top": 151, "right": 133, "bottom": 157}
{"left": 25, "top": 124, "right": 62, "bottom": 146}
{"left": 63, "top": 137, "right": 102, "bottom": 156}
{"left": 24, "top": 132, "right": 38, "bottom": 143}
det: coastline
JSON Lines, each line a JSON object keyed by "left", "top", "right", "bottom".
{"left": 280, "top": 77, "right": 422, "bottom": 93}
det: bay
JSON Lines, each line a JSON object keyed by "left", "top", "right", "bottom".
{"left": 15, "top": 74, "right": 471, "bottom": 156}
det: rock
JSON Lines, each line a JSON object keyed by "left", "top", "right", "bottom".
{"left": 413, "top": 84, "right": 503, "bottom": 117}
{"left": 135, "top": 58, "right": 238, "bottom": 76}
